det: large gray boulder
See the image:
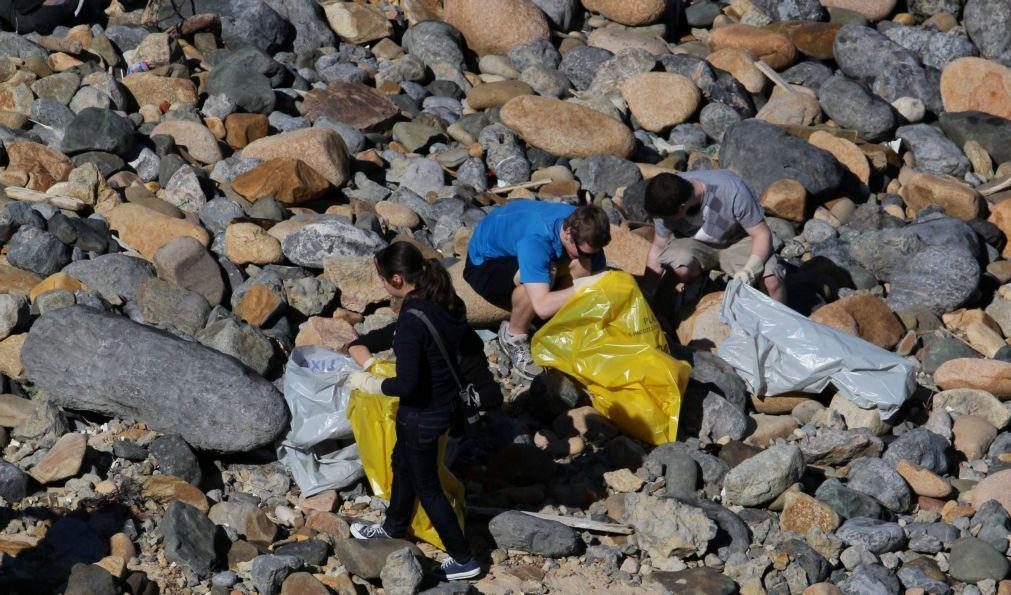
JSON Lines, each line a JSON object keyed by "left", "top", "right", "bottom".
{"left": 22, "top": 306, "right": 288, "bottom": 452}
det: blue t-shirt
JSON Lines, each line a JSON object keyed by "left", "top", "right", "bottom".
{"left": 467, "top": 200, "right": 606, "bottom": 284}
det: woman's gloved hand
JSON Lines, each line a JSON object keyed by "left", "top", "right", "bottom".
{"left": 348, "top": 371, "right": 385, "bottom": 395}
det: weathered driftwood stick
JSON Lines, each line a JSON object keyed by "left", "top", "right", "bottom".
{"left": 467, "top": 506, "right": 634, "bottom": 534}
{"left": 5, "top": 187, "right": 87, "bottom": 212}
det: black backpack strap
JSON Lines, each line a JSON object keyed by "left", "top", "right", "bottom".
{"left": 407, "top": 309, "right": 466, "bottom": 392}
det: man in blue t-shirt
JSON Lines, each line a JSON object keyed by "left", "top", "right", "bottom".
{"left": 464, "top": 200, "right": 611, "bottom": 379}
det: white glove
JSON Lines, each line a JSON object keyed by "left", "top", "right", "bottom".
{"left": 348, "top": 372, "right": 385, "bottom": 395}
{"left": 734, "top": 255, "right": 765, "bottom": 286}
{"left": 733, "top": 269, "right": 756, "bottom": 285}
{"left": 360, "top": 356, "right": 376, "bottom": 371}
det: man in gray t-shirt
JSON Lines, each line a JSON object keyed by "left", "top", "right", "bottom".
{"left": 644, "top": 170, "right": 786, "bottom": 303}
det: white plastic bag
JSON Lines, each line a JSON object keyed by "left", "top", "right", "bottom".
{"left": 717, "top": 280, "right": 917, "bottom": 420}
{"left": 277, "top": 346, "right": 364, "bottom": 496}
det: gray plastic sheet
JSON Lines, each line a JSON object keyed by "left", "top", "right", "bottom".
{"left": 277, "top": 346, "right": 364, "bottom": 496}
{"left": 717, "top": 280, "right": 917, "bottom": 420}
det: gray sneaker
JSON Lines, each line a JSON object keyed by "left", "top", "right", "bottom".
{"left": 498, "top": 321, "right": 543, "bottom": 380}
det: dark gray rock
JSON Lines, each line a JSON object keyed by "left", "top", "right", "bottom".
{"left": 799, "top": 429, "right": 883, "bottom": 466}
{"left": 817, "top": 75, "right": 896, "bottom": 141}
{"left": 0, "top": 32, "right": 48, "bottom": 60}
{"left": 886, "top": 244, "right": 979, "bottom": 315}
{"left": 22, "top": 306, "right": 288, "bottom": 452}
{"left": 846, "top": 457, "right": 911, "bottom": 512}
{"left": 753, "top": 0, "right": 826, "bottom": 21}
{"left": 699, "top": 393, "right": 748, "bottom": 442}
{"left": 113, "top": 440, "right": 148, "bottom": 461}
{"left": 782, "top": 61, "right": 834, "bottom": 90}
{"left": 250, "top": 555, "right": 301, "bottom": 595}
{"left": 530, "top": 0, "right": 580, "bottom": 29}
{"left": 780, "top": 539, "right": 832, "bottom": 584}
{"left": 699, "top": 101, "right": 742, "bottom": 143}
{"left": 159, "top": 501, "right": 218, "bottom": 578}
{"left": 281, "top": 217, "right": 387, "bottom": 269}
{"left": 479, "top": 123, "right": 531, "bottom": 185}
{"left": 64, "top": 563, "right": 118, "bottom": 595}
{"left": 971, "top": 500, "right": 1011, "bottom": 554}
{"left": 332, "top": 538, "right": 423, "bottom": 580}
{"left": 836, "top": 518, "right": 906, "bottom": 554}
{"left": 488, "top": 510, "right": 581, "bottom": 557}
{"left": 560, "top": 45, "right": 614, "bottom": 91}
{"left": 648, "top": 441, "right": 730, "bottom": 491}
{"left": 841, "top": 563, "right": 902, "bottom": 595}
{"left": 664, "top": 454, "right": 700, "bottom": 499}
{"left": 221, "top": 0, "right": 293, "bottom": 54}
{"left": 136, "top": 277, "right": 212, "bottom": 336}
{"left": 650, "top": 567, "right": 737, "bottom": 594}
{"left": 6, "top": 227, "right": 70, "bottom": 277}
{"left": 0, "top": 460, "right": 30, "bottom": 502}
{"left": 31, "top": 98, "right": 75, "bottom": 131}
{"left": 402, "top": 21, "right": 465, "bottom": 68}
{"left": 381, "top": 547, "right": 424, "bottom": 595}
{"left": 61, "top": 108, "right": 134, "bottom": 155}
{"left": 883, "top": 25, "right": 978, "bottom": 71}
{"left": 574, "top": 155, "right": 641, "bottom": 196}
{"left": 456, "top": 157, "right": 489, "bottom": 192}
{"left": 104, "top": 25, "right": 149, "bottom": 53}
{"left": 938, "top": 111, "right": 1011, "bottom": 165}
{"left": 882, "top": 427, "right": 951, "bottom": 474}
{"left": 815, "top": 478, "right": 883, "bottom": 519}
{"left": 896, "top": 565, "right": 950, "bottom": 594}
{"left": 720, "top": 119, "right": 846, "bottom": 200}
{"left": 262, "top": 0, "right": 335, "bottom": 56}
{"left": 949, "top": 537, "right": 1010, "bottom": 583}
{"left": 722, "top": 444, "right": 805, "bottom": 506}
{"left": 63, "top": 254, "right": 155, "bottom": 302}
{"left": 509, "top": 39, "right": 561, "bottom": 70}
{"left": 150, "top": 434, "right": 202, "bottom": 485}
{"left": 895, "top": 124, "right": 970, "bottom": 177}
{"left": 923, "top": 330, "right": 983, "bottom": 374}
{"left": 274, "top": 540, "right": 329, "bottom": 566}
{"left": 908, "top": 0, "right": 962, "bottom": 18}
{"left": 0, "top": 202, "right": 45, "bottom": 242}
{"left": 206, "top": 65, "right": 275, "bottom": 116}
{"left": 964, "top": 0, "right": 1011, "bottom": 66}
{"left": 686, "top": 0, "right": 722, "bottom": 27}
{"left": 662, "top": 53, "right": 756, "bottom": 117}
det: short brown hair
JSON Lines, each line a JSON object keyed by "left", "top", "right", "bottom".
{"left": 564, "top": 205, "right": 611, "bottom": 250}
{"left": 645, "top": 173, "right": 694, "bottom": 218}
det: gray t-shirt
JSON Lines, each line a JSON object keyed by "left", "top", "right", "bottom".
{"left": 654, "top": 170, "right": 764, "bottom": 245}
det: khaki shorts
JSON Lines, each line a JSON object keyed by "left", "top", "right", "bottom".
{"left": 658, "top": 236, "right": 785, "bottom": 280}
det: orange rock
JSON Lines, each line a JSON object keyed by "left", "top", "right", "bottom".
{"left": 121, "top": 73, "right": 198, "bottom": 108}
{"left": 0, "top": 263, "right": 42, "bottom": 296}
{"left": 940, "top": 57, "right": 1011, "bottom": 120}
{"left": 500, "top": 95, "right": 635, "bottom": 159}
{"left": 677, "top": 292, "right": 730, "bottom": 351}
{"left": 107, "top": 203, "right": 210, "bottom": 260}
{"left": 443, "top": 0, "right": 550, "bottom": 56}
{"left": 708, "top": 24, "right": 797, "bottom": 70}
{"left": 899, "top": 171, "right": 982, "bottom": 220}
{"left": 780, "top": 491, "right": 840, "bottom": 533}
{"left": 224, "top": 222, "right": 283, "bottom": 266}
{"left": 895, "top": 459, "right": 951, "bottom": 498}
{"left": 988, "top": 198, "right": 1011, "bottom": 258}
{"left": 581, "top": 0, "right": 667, "bottom": 25}
{"left": 1, "top": 141, "right": 73, "bottom": 191}
{"left": 934, "top": 358, "right": 1011, "bottom": 398}
{"left": 305, "top": 511, "right": 350, "bottom": 538}
{"left": 760, "top": 179, "right": 807, "bottom": 222}
{"left": 619, "top": 72, "right": 702, "bottom": 132}
{"left": 810, "top": 292, "right": 905, "bottom": 349}
{"left": 29, "top": 273, "right": 87, "bottom": 302}
{"left": 30, "top": 432, "right": 86, "bottom": 484}
{"left": 0, "top": 333, "right": 26, "bottom": 380}
{"left": 940, "top": 499, "right": 975, "bottom": 523}
{"left": 952, "top": 414, "right": 997, "bottom": 461}
{"left": 751, "top": 393, "right": 812, "bottom": 414}
{"left": 141, "top": 475, "right": 209, "bottom": 513}
{"left": 230, "top": 158, "right": 330, "bottom": 205}
{"left": 294, "top": 317, "right": 359, "bottom": 352}
{"left": 225, "top": 113, "right": 269, "bottom": 149}
{"left": 242, "top": 127, "right": 351, "bottom": 187}
{"left": 322, "top": 255, "right": 391, "bottom": 313}
{"left": 808, "top": 131, "right": 870, "bottom": 185}
{"left": 706, "top": 48, "right": 766, "bottom": 93}
{"left": 606, "top": 225, "right": 650, "bottom": 276}
{"left": 235, "top": 284, "right": 284, "bottom": 327}
{"left": 448, "top": 260, "right": 510, "bottom": 326}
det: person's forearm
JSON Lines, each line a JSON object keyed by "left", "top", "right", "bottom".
{"left": 349, "top": 345, "right": 372, "bottom": 367}
{"left": 530, "top": 287, "right": 575, "bottom": 319}
{"left": 647, "top": 245, "right": 663, "bottom": 274}
{"left": 750, "top": 230, "right": 773, "bottom": 263}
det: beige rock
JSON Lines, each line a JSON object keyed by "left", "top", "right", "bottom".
{"left": 2, "top": 141, "right": 73, "bottom": 192}
{"left": 225, "top": 223, "right": 283, "bottom": 266}
{"left": 706, "top": 48, "right": 766, "bottom": 93}
{"left": 586, "top": 26, "right": 671, "bottom": 56}
{"left": 443, "top": 0, "right": 550, "bottom": 56}
{"left": 466, "top": 80, "right": 534, "bottom": 110}
{"left": 374, "top": 201, "right": 421, "bottom": 228}
{"left": 953, "top": 414, "right": 997, "bottom": 461}
{"left": 322, "top": 255, "right": 389, "bottom": 313}
{"left": 235, "top": 284, "right": 285, "bottom": 327}
{"left": 895, "top": 459, "right": 951, "bottom": 498}
{"left": 134, "top": 32, "right": 174, "bottom": 66}
{"left": 305, "top": 511, "right": 350, "bottom": 538}
{"left": 810, "top": 292, "right": 905, "bottom": 349}
{"left": 109, "top": 533, "right": 135, "bottom": 561}
{"left": 0, "top": 394, "right": 38, "bottom": 428}
{"left": 964, "top": 140, "right": 994, "bottom": 180}
{"left": 965, "top": 321, "right": 1006, "bottom": 358}
{"left": 780, "top": 491, "right": 841, "bottom": 533}
{"left": 94, "top": 556, "right": 126, "bottom": 580}
{"left": 603, "top": 468, "right": 645, "bottom": 493}
{"left": 755, "top": 84, "right": 821, "bottom": 126}
{"left": 230, "top": 158, "right": 330, "bottom": 205}
{"left": 30, "top": 432, "right": 87, "bottom": 484}
{"left": 708, "top": 24, "right": 797, "bottom": 70}
{"left": 677, "top": 292, "right": 730, "bottom": 350}
{"left": 281, "top": 573, "right": 331, "bottom": 595}
{"left": 554, "top": 405, "right": 618, "bottom": 441}
{"left": 243, "top": 127, "right": 350, "bottom": 187}
{"left": 0, "top": 334, "right": 26, "bottom": 381}
{"left": 940, "top": 57, "right": 1011, "bottom": 119}
{"left": 606, "top": 225, "right": 650, "bottom": 275}
{"left": 818, "top": 0, "right": 896, "bottom": 20}
{"left": 829, "top": 393, "right": 887, "bottom": 434}
{"left": 808, "top": 131, "right": 870, "bottom": 184}
{"left": 149, "top": 120, "right": 223, "bottom": 164}
{"left": 294, "top": 317, "right": 359, "bottom": 352}
{"left": 447, "top": 260, "right": 509, "bottom": 326}
{"left": 581, "top": 0, "right": 667, "bottom": 25}
{"left": 108, "top": 203, "right": 210, "bottom": 260}
{"left": 988, "top": 198, "right": 1011, "bottom": 258}
{"left": 619, "top": 72, "right": 701, "bottom": 132}
{"left": 121, "top": 73, "right": 197, "bottom": 108}
{"left": 934, "top": 388, "right": 1011, "bottom": 430}
{"left": 322, "top": 2, "right": 392, "bottom": 44}
{"left": 804, "top": 584, "right": 844, "bottom": 595}
{"left": 760, "top": 179, "right": 807, "bottom": 223}
{"left": 935, "top": 358, "right": 1011, "bottom": 399}
{"left": 0, "top": 262, "right": 42, "bottom": 296}
{"left": 745, "top": 413, "right": 799, "bottom": 447}
{"left": 0, "top": 83, "right": 33, "bottom": 115}
{"left": 899, "top": 171, "right": 983, "bottom": 220}
{"left": 501, "top": 95, "right": 635, "bottom": 159}
{"left": 299, "top": 491, "right": 339, "bottom": 513}
{"left": 969, "top": 469, "right": 1011, "bottom": 514}
{"left": 751, "top": 393, "right": 813, "bottom": 415}
{"left": 209, "top": 500, "right": 278, "bottom": 546}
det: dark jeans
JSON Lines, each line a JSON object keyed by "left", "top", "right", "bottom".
{"left": 382, "top": 402, "right": 472, "bottom": 562}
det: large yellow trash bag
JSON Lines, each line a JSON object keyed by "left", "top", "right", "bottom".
{"left": 531, "top": 271, "right": 692, "bottom": 446}
{"left": 345, "top": 360, "right": 466, "bottom": 551}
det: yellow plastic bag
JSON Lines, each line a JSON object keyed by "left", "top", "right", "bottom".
{"left": 345, "top": 360, "right": 466, "bottom": 551}
{"left": 532, "top": 271, "right": 692, "bottom": 446}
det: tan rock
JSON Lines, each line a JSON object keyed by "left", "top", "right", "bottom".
{"left": 707, "top": 48, "right": 765, "bottom": 93}
{"left": 209, "top": 501, "right": 278, "bottom": 546}
{"left": 586, "top": 26, "right": 671, "bottom": 56}
{"left": 676, "top": 292, "right": 730, "bottom": 350}
{"left": 965, "top": 321, "right": 1006, "bottom": 358}
{"left": 466, "top": 80, "right": 534, "bottom": 110}
{"left": 760, "top": 179, "right": 807, "bottom": 222}
{"left": 818, "top": 0, "right": 896, "bottom": 20}
{"left": 268, "top": 215, "right": 330, "bottom": 244}
{"left": 149, "top": 120, "right": 223, "bottom": 165}
{"left": 294, "top": 317, "right": 359, "bottom": 352}
{"left": 108, "top": 203, "right": 210, "bottom": 260}
{"left": 281, "top": 573, "right": 330, "bottom": 595}
{"left": 745, "top": 413, "right": 799, "bottom": 447}
{"left": 940, "top": 57, "right": 1011, "bottom": 120}
{"left": 30, "top": 432, "right": 87, "bottom": 484}
{"left": 0, "top": 83, "right": 32, "bottom": 115}
{"left": 141, "top": 475, "right": 209, "bottom": 513}
{"left": 2, "top": 141, "right": 73, "bottom": 191}
{"left": 243, "top": 127, "right": 350, "bottom": 187}
{"left": 603, "top": 468, "right": 644, "bottom": 493}
{"left": 299, "top": 491, "right": 339, "bottom": 513}
{"left": 443, "top": 0, "right": 550, "bottom": 56}
{"left": 121, "top": 73, "right": 198, "bottom": 109}
{"left": 810, "top": 292, "right": 904, "bottom": 349}
{"left": 0, "top": 394, "right": 38, "bottom": 428}
{"left": 29, "top": 273, "right": 86, "bottom": 302}
{"left": 0, "top": 263, "right": 42, "bottom": 295}
{"left": 134, "top": 32, "right": 174, "bottom": 66}
{"left": 829, "top": 393, "right": 887, "bottom": 434}
{"left": 500, "top": 95, "right": 635, "bottom": 158}
{"left": 899, "top": 171, "right": 983, "bottom": 220}
{"left": 230, "top": 158, "right": 330, "bottom": 205}
{"left": 555, "top": 405, "right": 617, "bottom": 441}
{"left": 302, "top": 80, "right": 398, "bottom": 130}
{"left": 780, "top": 491, "right": 841, "bottom": 533}
{"left": 767, "top": 21, "right": 842, "bottom": 61}
{"left": 708, "top": 24, "right": 797, "bottom": 70}
{"left": 606, "top": 225, "right": 650, "bottom": 276}
{"left": 235, "top": 284, "right": 285, "bottom": 327}
{"left": 895, "top": 459, "right": 951, "bottom": 498}
{"left": 305, "top": 511, "right": 350, "bottom": 538}
{"left": 322, "top": 255, "right": 390, "bottom": 313}
{"left": 224, "top": 113, "right": 269, "bottom": 149}
{"left": 619, "top": 72, "right": 701, "bottom": 133}
{"left": 323, "top": 2, "right": 392, "bottom": 44}
{"left": 109, "top": 533, "right": 135, "bottom": 561}
{"left": 94, "top": 556, "right": 126, "bottom": 580}
{"left": 934, "top": 388, "right": 1011, "bottom": 430}
{"left": 808, "top": 131, "right": 870, "bottom": 184}
{"left": 581, "top": 0, "right": 667, "bottom": 25}
{"left": 374, "top": 201, "right": 420, "bottom": 228}
{"left": 952, "top": 414, "right": 997, "bottom": 461}
{"left": 988, "top": 198, "right": 1011, "bottom": 258}
{"left": 448, "top": 260, "right": 510, "bottom": 326}
{"left": 751, "top": 393, "right": 812, "bottom": 414}
{"left": 934, "top": 358, "right": 1011, "bottom": 399}
{"left": 804, "top": 583, "right": 844, "bottom": 595}
{"left": 0, "top": 334, "right": 26, "bottom": 381}
{"left": 755, "top": 83, "right": 821, "bottom": 126}
{"left": 969, "top": 469, "right": 1011, "bottom": 515}
{"left": 227, "top": 224, "right": 283, "bottom": 268}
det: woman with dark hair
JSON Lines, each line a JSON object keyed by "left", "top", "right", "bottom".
{"left": 346, "top": 242, "right": 481, "bottom": 581}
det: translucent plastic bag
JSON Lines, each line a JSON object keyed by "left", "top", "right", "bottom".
{"left": 531, "top": 271, "right": 693, "bottom": 446}
{"left": 346, "top": 360, "right": 466, "bottom": 551}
